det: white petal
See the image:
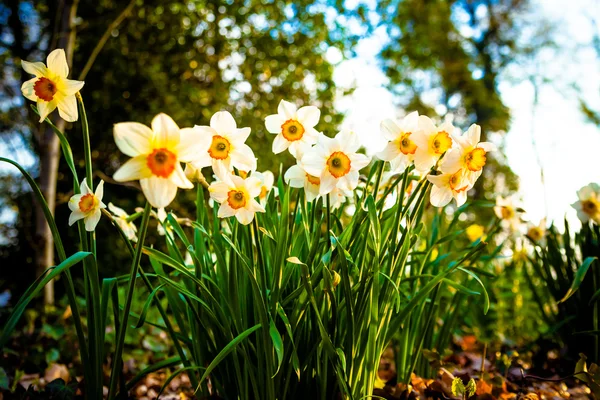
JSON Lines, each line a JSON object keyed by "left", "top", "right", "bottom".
{"left": 380, "top": 119, "right": 401, "bottom": 141}
{"left": 61, "top": 79, "right": 85, "bottom": 96}
{"left": 140, "top": 177, "right": 178, "bottom": 208}
{"left": 209, "top": 182, "right": 231, "bottom": 203}
{"left": 84, "top": 211, "right": 102, "bottom": 231}
{"left": 228, "top": 127, "right": 251, "bottom": 144}
{"left": 413, "top": 150, "right": 436, "bottom": 172}
{"left": 57, "top": 95, "right": 78, "bottom": 122}
{"left": 439, "top": 149, "right": 461, "bottom": 174}
{"left": 169, "top": 164, "right": 193, "bottom": 189}
{"left": 212, "top": 162, "right": 235, "bottom": 186}
{"left": 108, "top": 202, "right": 127, "bottom": 217}
{"left": 218, "top": 203, "right": 237, "bottom": 218}
{"left": 37, "top": 100, "right": 57, "bottom": 123}
{"left": 21, "top": 77, "right": 39, "bottom": 101}
{"left": 338, "top": 170, "right": 359, "bottom": 191}
{"left": 246, "top": 176, "right": 263, "bottom": 198}
{"left": 319, "top": 172, "right": 337, "bottom": 195}
{"left": 272, "top": 134, "right": 290, "bottom": 154}
{"left": 430, "top": 186, "right": 453, "bottom": 207}
{"left": 278, "top": 100, "right": 297, "bottom": 119}
{"left": 284, "top": 165, "right": 306, "bottom": 187}
{"left": 454, "top": 191, "right": 468, "bottom": 207}
{"left": 302, "top": 153, "right": 326, "bottom": 177}
{"left": 69, "top": 210, "right": 85, "bottom": 226}
{"left": 337, "top": 130, "right": 360, "bottom": 153}
{"left": 80, "top": 179, "right": 91, "bottom": 195}
{"left": 263, "top": 171, "right": 275, "bottom": 188}
{"left": 210, "top": 111, "right": 237, "bottom": 134}
{"left": 250, "top": 199, "right": 266, "bottom": 213}
{"left": 21, "top": 60, "right": 48, "bottom": 77}
{"left": 305, "top": 183, "right": 320, "bottom": 202}
{"left": 403, "top": 111, "right": 419, "bottom": 132}
{"left": 389, "top": 156, "right": 410, "bottom": 173}
{"left": 466, "top": 124, "right": 481, "bottom": 145}
{"left": 265, "top": 114, "right": 285, "bottom": 134}
{"left": 95, "top": 180, "right": 105, "bottom": 201}
{"left": 478, "top": 142, "right": 496, "bottom": 152}
{"left": 47, "top": 49, "right": 69, "bottom": 78}
{"left": 349, "top": 153, "right": 371, "bottom": 171}
{"left": 177, "top": 127, "right": 209, "bottom": 162}
{"left": 114, "top": 122, "right": 153, "bottom": 157}
{"left": 417, "top": 115, "right": 437, "bottom": 133}
{"left": 230, "top": 144, "right": 257, "bottom": 171}
{"left": 68, "top": 195, "right": 82, "bottom": 211}
{"left": 152, "top": 113, "right": 180, "bottom": 148}
{"left": 296, "top": 106, "right": 320, "bottom": 128}
{"left": 235, "top": 208, "right": 255, "bottom": 225}
{"left": 113, "top": 155, "right": 152, "bottom": 182}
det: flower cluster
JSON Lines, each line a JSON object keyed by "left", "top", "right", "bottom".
{"left": 376, "top": 112, "right": 495, "bottom": 207}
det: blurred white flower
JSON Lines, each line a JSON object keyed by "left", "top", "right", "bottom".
{"left": 252, "top": 170, "right": 277, "bottom": 206}
{"left": 21, "top": 49, "right": 84, "bottom": 122}
{"left": 411, "top": 116, "right": 455, "bottom": 173}
{"left": 572, "top": 183, "right": 600, "bottom": 224}
{"left": 265, "top": 100, "right": 321, "bottom": 158}
{"left": 68, "top": 180, "right": 106, "bottom": 231}
{"left": 440, "top": 124, "right": 496, "bottom": 183}
{"left": 284, "top": 162, "right": 321, "bottom": 202}
{"left": 107, "top": 202, "right": 138, "bottom": 242}
{"left": 376, "top": 111, "right": 419, "bottom": 173}
{"left": 426, "top": 169, "right": 471, "bottom": 207}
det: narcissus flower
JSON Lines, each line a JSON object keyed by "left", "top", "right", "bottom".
{"left": 265, "top": 100, "right": 321, "bottom": 157}
{"left": 526, "top": 220, "right": 546, "bottom": 242}
{"left": 113, "top": 113, "right": 204, "bottom": 208}
{"left": 441, "top": 124, "right": 496, "bottom": 182}
{"left": 208, "top": 164, "right": 265, "bottom": 225}
{"left": 21, "top": 49, "right": 85, "bottom": 122}
{"left": 252, "top": 170, "right": 277, "bottom": 206}
{"left": 426, "top": 169, "right": 472, "bottom": 207}
{"left": 192, "top": 111, "right": 257, "bottom": 172}
{"left": 302, "top": 130, "right": 370, "bottom": 195}
{"left": 572, "top": 183, "right": 600, "bottom": 224}
{"left": 411, "top": 117, "right": 455, "bottom": 173}
{"left": 284, "top": 162, "right": 321, "bottom": 202}
{"left": 494, "top": 195, "right": 521, "bottom": 230}
{"left": 107, "top": 203, "right": 137, "bottom": 242}
{"left": 376, "top": 111, "right": 419, "bottom": 173}
{"left": 68, "top": 180, "right": 106, "bottom": 231}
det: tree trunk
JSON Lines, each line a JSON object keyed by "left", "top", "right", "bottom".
{"left": 35, "top": 0, "right": 79, "bottom": 305}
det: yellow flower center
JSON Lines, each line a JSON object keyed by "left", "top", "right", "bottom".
{"left": 326, "top": 151, "right": 351, "bottom": 178}
{"left": 281, "top": 119, "right": 305, "bottom": 142}
{"left": 449, "top": 169, "right": 468, "bottom": 193}
{"left": 260, "top": 186, "right": 268, "bottom": 199}
{"left": 582, "top": 198, "right": 599, "bottom": 216}
{"left": 209, "top": 135, "right": 231, "bottom": 160}
{"left": 78, "top": 193, "right": 98, "bottom": 213}
{"left": 527, "top": 227, "right": 544, "bottom": 241}
{"left": 238, "top": 170, "right": 248, "bottom": 178}
{"left": 431, "top": 131, "right": 452, "bottom": 154}
{"left": 146, "top": 148, "right": 177, "bottom": 178}
{"left": 398, "top": 132, "right": 417, "bottom": 155}
{"left": 227, "top": 189, "right": 247, "bottom": 210}
{"left": 34, "top": 77, "right": 58, "bottom": 102}
{"left": 306, "top": 174, "right": 320, "bottom": 186}
{"left": 500, "top": 206, "right": 515, "bottom": 220}
{"left": 464, "top": 148, "right": 487, "bottom": 171}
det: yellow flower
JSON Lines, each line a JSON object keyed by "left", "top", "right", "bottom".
{"left": 68, "top": 180, "right": 106, "bottom": 231}
{"left": 411, "top": 116, "right": 455, "bottom": 172}
{"left": 112, "top": 113, "right": 204, "bottom": 208}
{"left": 21, "top": 49, "right": 85, "bottom": 122}
{"left": 466, "top": 224, "right": 485, "bottom": 242}
{"left": 440, "top": 124, "right": 495, "bottom": 184}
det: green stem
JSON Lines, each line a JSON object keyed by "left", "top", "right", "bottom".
{"left": 108, "top": 201, "right": 152, "bottom": 399}
{"left": 76, "top": 93, "right": 93, "bottom": 189}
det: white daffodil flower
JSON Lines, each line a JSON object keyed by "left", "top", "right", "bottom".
{"left": 302, "top": 130, "right": 371, "bottom": 195}
{"left": 107, "top": 203, "right": 138, "bottom": 242}
{"left": 494, "top": 195, "right": 521, "bottom": 230}
{"left": 112, "top": 113, "right": 204, "bottom": 208}
{"left": 265, "top": 100, "right": 321, "bottom": 158}
{"left": 68, "top": 180, "right": 106, "bottom": 231}
{"left": 192, "top": 111, "right": 257, "bottom": 173}
{"left": 572, "top": 183, "right": 600, "bottom": 224}
{"left": 208, "top": 164, "right": 265, "bottom": 225}
{"left": 376, "top": 111, "right": 419, "bottom": 173}
{"left": 426, "top": 169, "right": 472, "bottom": 207}
{"left": 440, "top": 124, "right": 496, "bottom": 183}
{"left": 411, "top": 116, "right": 455, "bottom": 173}
{"left": 21, "top": 49, "right": 85, "bottom": 122}
{"left": 284, "top": 163, "right": 322, "bottom": 202}
{"left": 252, "top": 170, "right": 277, "bottom": 206}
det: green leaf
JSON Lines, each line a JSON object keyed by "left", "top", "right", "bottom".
{"left": 559, "top": 257, "right": 598, "bottom": 303}
{"left": 0, "top": 367, "right": 8, "bottom": 390}
{"left": 457, "top": 267, "right": 490, "bottom": 314}
{"left": 451, "top": 376, "right": 465, "bottom": 396}
{"left": 127, "top": 357, "right": 182, "bottom": 390}
{"left": 269, "top": 320, "right": 284, "bottom": 377}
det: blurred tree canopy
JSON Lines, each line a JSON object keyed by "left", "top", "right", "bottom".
{"left": 0, "top": 0, "right": 541, "bottom": 298}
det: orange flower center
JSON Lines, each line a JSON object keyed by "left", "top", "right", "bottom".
{"left": 465, "top": 148, "right": 487, "bottom": 171}
{"left": 326, "top": 151, "right": 351, "bottom": 178}
{"left": 431, "top": 131, "right": 452, "bottom": 154}
{"left": 146, "top": 148, "right": 177, "bottom": 178}
{"left": 398, "top": 132, "right": 417, "bottom": 155}
{"left": 500, "top": 206, "right": 515, "bottom": 220}
{"left": 306, "top": 174, "right": 320, "bottom": 186}
{"left": 78, "top": 194, "right": 97, "bottom": 213}
{"left": 527, "top": 227, "right": 544, "bottom": 241}
{"left": 209, "top": 135, "right": 231, "bottom": 160}
{"left": 582, "top": 199, "right": 599, "bottom": 215}
{"left": 260, "top": 186, "right": 268, "bottom": 199}
{"left": 227, "top": 189, "right": 247, "bottom": 209}
{"left": 281, "top": 119, "right": 305, "bottom": 142}
{"left": 449, "top": 170, "right": 468, "bottom": 193}
{"left": 34, "top": 77, "right": 58, "bottom": 102}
